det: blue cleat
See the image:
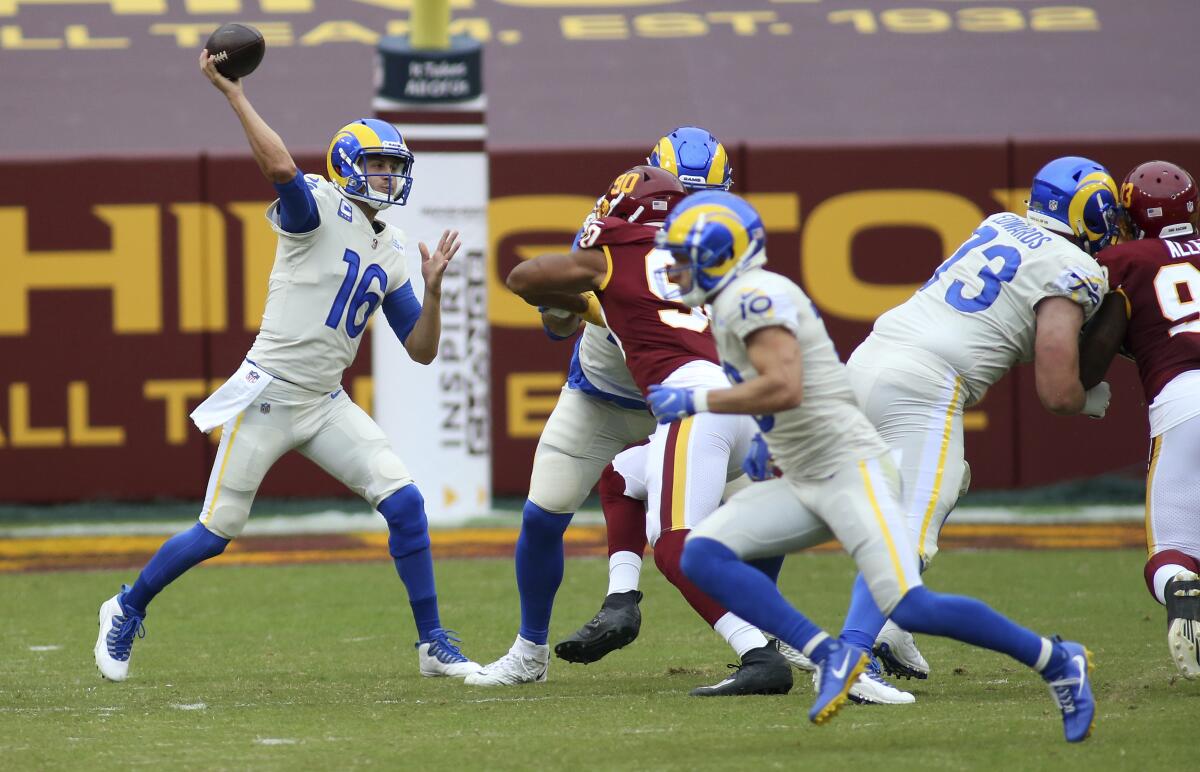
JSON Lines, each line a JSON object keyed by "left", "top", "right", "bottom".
{"left": 809, "top": 643, "right": 870, "bottom": 725}
{"left": 94, "top": 584, "right": 145, "bottom": 682}
{"left": 1043, "top": 638, "right": 1095, "bottom": 742}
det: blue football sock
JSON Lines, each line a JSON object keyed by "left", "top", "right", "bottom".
{"left": 839, "top": 572, "right": 887, "bottom": 651}
{"left": 123, "top": 523, "right": 229, "bottom": 614}
{"left": 891, "top": 586, "right": 1043, "bottom": 668}
{"left": 379, "top": 486, "right": 441, "bottom": 640}
{"left": 515, "top": 500, "right": 573, "bottom": 645}
{"left": 681, "top": 537, "right": 827, "bottom": 657}
{"left": 747, "top": 555, "right": 785, "bottom": 584}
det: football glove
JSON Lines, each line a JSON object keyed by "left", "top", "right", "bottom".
{"left": 741, "top": 432, "right": 779, "bottom": 481}
{"left": 647, "top": 384, "right": 707, "bottom": 424}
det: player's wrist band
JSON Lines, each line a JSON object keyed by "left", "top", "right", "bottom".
{"left": 692, "top": 389, "right": 710, "bottom": 414}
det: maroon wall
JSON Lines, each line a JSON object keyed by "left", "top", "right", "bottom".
{"left": 1, "top": 139, "right": 1193, "bottom": 502}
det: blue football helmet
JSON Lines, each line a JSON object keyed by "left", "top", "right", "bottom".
{"left": 1026, "top": 156, "right": 1121, "bottom": 254}
{"left": 655, "top": 191, "right": 766, "bottom": 307}
{"left": 326, "top": 118, "right": 414, "bottom": 210}
{"left": 648, "top": 126, "right": 733, "bottom": 192}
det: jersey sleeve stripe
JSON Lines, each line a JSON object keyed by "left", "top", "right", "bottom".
{"left": 201, "top": 411, "right": 246, "bottom": 528}
{"left": 1145, "top": 435, "right": 1163, "bottom": 556}
{"left": 916, "top": 376, "right": 963, "bottom": 563}
{"left": 599, "top": 245, "right": 615, "bottom": 291}
{"left": 858, "top": 459, "right": 911, "bottom": 595}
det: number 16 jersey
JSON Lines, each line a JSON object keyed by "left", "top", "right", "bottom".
{"left": 247, "top": 174, "right": 411, "bottom": 394}
{"left": 866, "top": 212, "right": 1107, "bottom": 405}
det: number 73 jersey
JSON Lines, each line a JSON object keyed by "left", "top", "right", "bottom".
{"left": 583, "top": 216, "right": 719, "bottom": 396}
{"left": 247, "top": 175, "right": 411, "bottom": 394}
{"left": 869, "top": 212, "right": 1107, "bottom": 405}
{"left": 1097, "top": 235, "right": 1200, "bottom": 402}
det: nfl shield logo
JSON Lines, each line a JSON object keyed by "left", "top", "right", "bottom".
{"left": 259, "top": 402, "right": 271, "bottom": 414}
{"left": 247, "top": 370, "right": 260, "bottom": 383}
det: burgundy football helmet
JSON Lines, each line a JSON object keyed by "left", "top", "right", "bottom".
{"left": 593, "top": 165, "right": 688, "bottom": 224}
{"left": 1121, "top": 161, "right": 1200, "bottom": 239}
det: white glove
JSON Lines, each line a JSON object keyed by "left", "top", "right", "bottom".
{"left": 1081, "top": 381, "right": 1111, "bottom": 419}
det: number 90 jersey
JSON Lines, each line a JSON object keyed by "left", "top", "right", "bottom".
{"left": 1098, "top": 236, "right": 1200, "bottom": 403}
{"left": 868, "top": 212, "right": 1107, "bottom": 405}
{"left": 583, "top": 216, "right": 719, "bottom": 396}
{"left": 247, "top": 175, "right": 410, "bottom": 393}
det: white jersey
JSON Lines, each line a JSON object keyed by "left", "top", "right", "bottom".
{"left": 709, "top": 269, "right": 888, "bottom": 480}
{"left": 576, "top": 322, "right": 643, "bottom": 403}
{"left": 865, "top": 212, "right": 1106, "bottom": 405}
{"left": 247, "top": 175, "right": 411, "bottom": 393}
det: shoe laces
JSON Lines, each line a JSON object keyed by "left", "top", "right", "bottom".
{"left": 422, "top": 628, "right": 470, "bottom": 664}
{"left": 862, "top": 657, "right": 892, "bottom": 685}
{"left": 107, "top": 612, "right": 146, "bottom": 662}
{"left": 1046, "top": 674, "right": 1080, "bottom": 715}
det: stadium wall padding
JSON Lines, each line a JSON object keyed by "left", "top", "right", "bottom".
{"left": 3, "top": 140, "right": 1194, "bottom": 503}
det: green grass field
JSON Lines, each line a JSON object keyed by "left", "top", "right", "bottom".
{"left": 3, "top": 549, "right": 1194, "bottom": 770}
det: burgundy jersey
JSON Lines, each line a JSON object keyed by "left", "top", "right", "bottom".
{"left": 1098, "top": 236, "right": 1200, "bottom": 401}
{"left": 581, "top": 216, "right": 719, "bottom": 395}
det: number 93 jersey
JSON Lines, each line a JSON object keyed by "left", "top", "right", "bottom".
{"left": 868, "top": 212, "right": 1107, "bottom": 405}
{"left": 710, "top": 269, "right": 889, "bottom": 481}
{"left": 247, "top": 175, "right": 410, "bottom": 393}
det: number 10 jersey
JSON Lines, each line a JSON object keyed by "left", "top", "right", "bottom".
{"left": 247, "top": 175, "right": 411, "bottom": 393}
{"left": 866, "top": 212, "right": 1107, "bottom": 406}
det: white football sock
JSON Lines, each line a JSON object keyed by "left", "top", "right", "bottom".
{"left": 1153, "top": 563, "right": 1191, "bottom": 605}
{"left": 713, "top": 612, "right": 768, "bottom": 658}
{"left": 607, "top": 551, "right": 642, "bottom": 595}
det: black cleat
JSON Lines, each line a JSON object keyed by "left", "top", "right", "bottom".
{"left": 689, "top": 640, "right": 794, "bottom": 697}
{"left": 554, "top": 591, "right": 643, "bottom": 664}
{"left": 1166, "top": 570, "right": 1200, "bottom": 679}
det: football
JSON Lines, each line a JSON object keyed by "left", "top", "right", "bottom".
{"left": 204, "top": 23, "right": 265, "bottom": 80}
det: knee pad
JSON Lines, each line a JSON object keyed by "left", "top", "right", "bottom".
{"left": 378, "top": 485, "right": 430, "bottom": 558}
{"left": 528, "top": 447, "right": 596, "bottom": 514}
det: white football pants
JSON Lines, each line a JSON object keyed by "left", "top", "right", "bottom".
{"left": 846, "top": 340, "right": 969, "bottom": 567}
{"left": 526, "top": 386, "right": 656, "bottom": 514}
{"left": 199, "top": 379, "right": 412, "bottom": 539}
{"left": 690, "top": 453, "right": 924, "bottom": 616}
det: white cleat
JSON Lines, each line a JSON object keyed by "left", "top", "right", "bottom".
{"left": 94, "top": 586, "right": 144, "bottom": 682}
{"left": 772, "top": 637, "right": 817, "bottom": 672}
{"left": 1166, "top": 570, "right": 1200, "bottom": 679}
{"left": 874, "top": 620, "right": 930, "bottom": 680}
{"left": 464, "top": 636, "right": 550, "bottom": 686}
{"left": 846, "top": 658, "right": 916, "bottom": 705}
{"left": 417, "top": 628, "right": 482, "bottom": 678}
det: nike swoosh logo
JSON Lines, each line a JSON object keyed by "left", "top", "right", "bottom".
{"left": 831, "top": 654, "right": 851, "bottom": 679}
{"left": 1072, "top": 655, "right": 1087, "bottom": 693}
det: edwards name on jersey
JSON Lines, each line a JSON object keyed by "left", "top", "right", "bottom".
{"left": 869, "top": 212, "right": 1107, "bottom": 405}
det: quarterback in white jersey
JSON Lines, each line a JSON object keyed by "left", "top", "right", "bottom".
{"left": 647, "top": 191, "right": 1097, "bottom": 741}
{"left": 846, "top": 156, "right": 1118, "bottom": 679}
{"left": 93, "top": 48, "right": 480, "bottom": 684}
